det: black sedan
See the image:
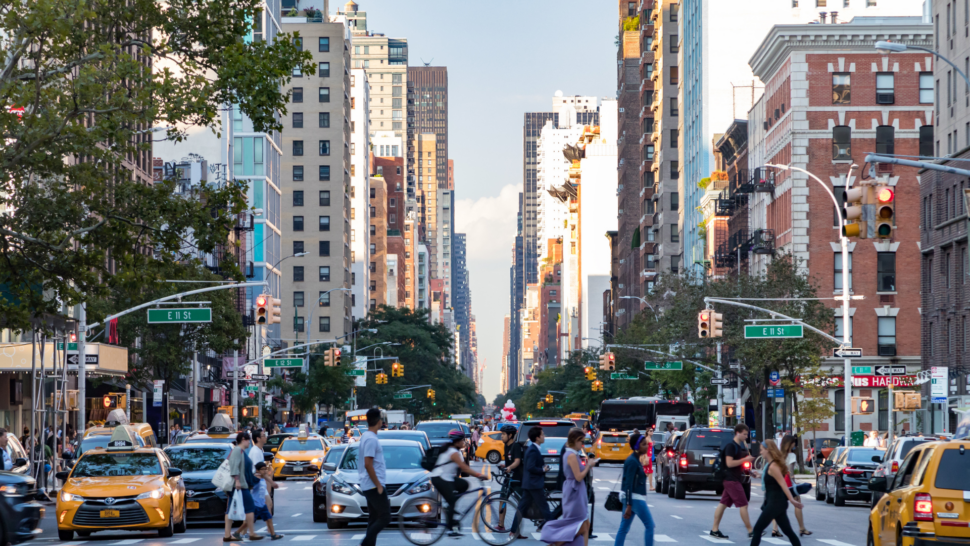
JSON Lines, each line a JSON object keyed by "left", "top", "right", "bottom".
{"left": 164, "top": 443, "right": 236, "bottom": 524}
{"left": 820, "top": 446, "right": 883, "bottom": 506}
{"left": 0, "top": 471, "right": 43, "bottom": 544}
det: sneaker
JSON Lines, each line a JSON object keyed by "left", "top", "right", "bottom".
{"left": 270, "top": 535, "right": 284, "bottom": 541}
{"left": 748, "top": 531, "right": 765, "bottom": 539}
{"left": 710, "top": 530, "right": 729, "bottom": 539}
{"left": 447, "top": 531, "right": 464, "bottom": 538}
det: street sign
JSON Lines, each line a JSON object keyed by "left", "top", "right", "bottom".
{"left": 345, "top": 369, "right": 366, "bottom": 376}
{"left": 153, "top": 380, "right": 164, "bottom": 408}
{"left": 644, "top": 361, "right": 683, "bottom": 370}
{"left": 56, "top": 342, "right": 78, "bottom": 351}
{"left": 394, "top": 392, "right": 413, "bottom": 399}
{"left": 834, "top": 347, "right": 864, "bottom": 358}
{"left": 852, "top": 366, "right": 873, "bottom": 375}
{"left": 710, "top": 378, "right": 729, "bottom": 385}
{"left": 264, "top": 358, "right": 302, "bottom": 368}
{"left": 250, "top": 374, "right": 269, "bottom": 381}
{"left": 932, "top": 367, "right": 948, "bottom": 403}
{"left": 745, "top": 324, "right": 803, "bottom": 339}
{"left": 66, "top": 354, "right": 98, "bottom": 366}
{"left": 610, "top": 373, "right": 636, "bottom": 380}
{"left": 766, "top": 388, "right": 785, "bottom": 398}
{"left": 147, "top": 308, "right": 212, "bottom": 324}
{"left": 769, "top": 371, "right": 780, "bottom": 386}
{"left": 874, "top": 365, "right": 906, "bottom": 376}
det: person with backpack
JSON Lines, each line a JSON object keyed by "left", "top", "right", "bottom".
{"left": 429, "top": 430, "right": 486, "bottom": 537}
{"left": 710, "top": 424, "right": 755, "bottom": 540}
{"left": 749, "top": 440, "right": 804, "bottom": 546}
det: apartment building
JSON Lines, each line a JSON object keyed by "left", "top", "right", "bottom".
{"left": 350, "top": 68, "right": 371, "bottom": 321}
{"left": 369, "top": 175, "right": 388, "bottom": 310}
{"left": 280, "top": 15, "right": 353, "bottom": 342}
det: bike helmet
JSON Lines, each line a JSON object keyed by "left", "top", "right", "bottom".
{"left": 448, "top": 429, "right": 465, "bottom": 442}
{"left": 501, "top": 425, "right": 517, "bottom": 436}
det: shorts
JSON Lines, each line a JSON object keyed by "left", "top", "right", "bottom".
{"left": 253, "top": 505, "right": 272, "bottom": 522}
{"left": 226, "top": 488, "right": 256, "bottom": 515}
{"left": 719, "top": 480, "right": 748, "bottom": 508}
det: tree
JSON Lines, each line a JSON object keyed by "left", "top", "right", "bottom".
{"left": 791, "top": 362, "right": 836, "bottom": 471}
{"left": 0, "top": 0, "right": 314, "bottom": 329}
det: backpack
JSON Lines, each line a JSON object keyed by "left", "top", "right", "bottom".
{"left": 712, "top": 445, "right": 728, "bottom": 480}
{"left": 421, "top": 446, "right": 440, "bottom": 471}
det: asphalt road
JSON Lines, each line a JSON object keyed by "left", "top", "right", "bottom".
{"left": 31, "top": 462, "right": 871, "bottom": 546}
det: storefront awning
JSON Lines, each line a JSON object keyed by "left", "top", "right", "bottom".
{"left": 0, "top": 342, "right": 127, "bottom": 376}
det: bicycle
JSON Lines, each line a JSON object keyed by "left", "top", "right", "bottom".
{"left": 480, "top": 473, "right": 563, "bottom": 534}
{"left": 398, "top": 476, "right": 518, "bottom": 546}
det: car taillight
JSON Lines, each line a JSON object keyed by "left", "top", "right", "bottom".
{"left": 679, "top": 454, "right": 688, "bottom": 467}
{"left": 914, "top": 493, "right": 933, "bottom": 521}
{"left": 667, "top": 450, "right": 674, "bottom": 458}
{"left": 843, "top": 467, "right": 866, "bottom": 475}
{"left": 597, "top": 440, "right": 602, "bottom": 447}
{"left": 891, "top": 461, "right": 899, "bottom": 473}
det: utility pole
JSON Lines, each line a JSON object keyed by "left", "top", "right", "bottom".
{"left": 717, "top": 342, "right": 724, "bottom": 426}
{"left": 78, "top": 303, "right": 87, "bottom": 437}
{"left": 191, "top": 350, "right": 199, "bottom": 432}
{"left": 232, "top": 348, "right": 239, "bottom": 430}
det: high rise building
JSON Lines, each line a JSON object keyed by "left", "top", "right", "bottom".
{"left": 453, "top": 233, "right": 472, "bottom": 378}
{"left": 369, "top": 174, "right": 388, "bottom": 311}
{"left": 280, "top": 14, "right": 353, "bottom": 342}
{"left": 350, "top": 68, "right": 372, "bottom": 321}
{"left": 407, "top": 67, "right": 448, "bottom": 193}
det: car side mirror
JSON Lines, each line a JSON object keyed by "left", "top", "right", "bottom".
{"left": 55, "top": 471, "right": 69, "bottom": 481}
{"left": 167, "top": 468, "right": 182, "bottom": 478}
{"left": 823, "top": 460, "right": 833, "bottom": 468}
{"left": 15, "top": 458, "right": 28, "bottom": 466}
{"left": 264, "top": 452, "right": 275, "bottom": 462}
{"left": 868, "top": 476, "right": 888, "bottom": 493}
{"left": 872, "top": 455, "right": 883, "bottom": 463}
{"left": 322, "top": 463, "right": 336, "bottom": 472}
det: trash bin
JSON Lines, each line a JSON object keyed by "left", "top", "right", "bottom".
{"left": 850, "top": 430, "right": 865, "bottom": 446}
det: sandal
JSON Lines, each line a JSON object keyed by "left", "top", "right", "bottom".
{"left": 800, "top": 530, "right": 813, "bottom": 536}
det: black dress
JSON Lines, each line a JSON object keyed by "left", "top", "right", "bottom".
{"left": 749, "top": 464, "right": 801, "bottom": 546}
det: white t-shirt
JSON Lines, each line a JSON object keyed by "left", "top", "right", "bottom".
{"left": 249, "top": 445, "right": 264, "bottom": 474}
{"left": 430, "top": 447, "right": 460, "bottom": 481}
{"left": 359, "top": 431, "right": 386, "bottom": 491}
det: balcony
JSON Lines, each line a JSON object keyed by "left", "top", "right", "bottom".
{"left": 641, "top": 213, "right": 654, "bottom": 227}
{"left": 714, "top": 243, "right": 737, "bottom": 268}
{"left": 753, "top": 168, "right": 776, "bottom": 193}
{"left": 715, "top": 198, "right": 735, "bottom": 216}
{"left": 751, "top": 229, "right": 775, "bottom": 254}
{"left": 641, "top": 185, "right": 655, "bottom": 200}
{"left": 642, "top": 242, "right": 657, "bottom": 255}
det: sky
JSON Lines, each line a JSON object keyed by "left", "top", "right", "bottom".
{"left": 348, "top": 0, "right": 615, "bottom": 401}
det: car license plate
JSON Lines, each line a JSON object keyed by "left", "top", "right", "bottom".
{"left": 100, "top": 510, "right": 120, "bottom": 518}
{"left": 705, "top": 458, "right": 715, "bottom": 465}
{"left": 293, "top": 466, "right": 303, "bottom": 472}
{"left": 187, "top": 502, "right": 200, "bottom": 510}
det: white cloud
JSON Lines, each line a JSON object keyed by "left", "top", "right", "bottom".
{"left": 455, "top": 184, "right": 519, "bottom": 263}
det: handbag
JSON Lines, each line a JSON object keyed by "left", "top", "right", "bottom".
{"left": 227, "top": 489, "right": 246, "bottom": 521}
{"left": 212, "top": 459, "right": 233, "bottom": 490}
{"left": 604, "top": 466, "right": 624, "bottom": 512}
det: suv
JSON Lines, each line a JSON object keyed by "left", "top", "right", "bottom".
{"left": 869, "top": 435, "right": 942, "bottom": 509}
{"left": 514, "top": 420, "right": 585, "bottom": 491}
{"left": 668, "top": 427, "right": 746, "bottom": 500}
{"left": 655, "top": 431, "right": 683, "bottom": 494}
{"left": 867, "top": 437, "right": 970, "bottom": 546}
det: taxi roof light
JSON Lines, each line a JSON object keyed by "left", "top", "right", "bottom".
{"left": 104, "top": 408, "right": 129, "bottom": 427}
{"left": 208, "top": 413, "right": 234, "bottom": 434}
{"left": 106, "top": 426, "right": 137, "bottom": 451}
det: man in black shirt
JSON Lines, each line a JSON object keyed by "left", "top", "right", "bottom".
{"left": 710, "top": 423, "right": 755, "bottom": 539}
{"left": 497, "top": 426, "right": 523, "bottom": 532}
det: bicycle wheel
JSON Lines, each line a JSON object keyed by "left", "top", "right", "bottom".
{"left": 476, "top": 494, "right": 518, "bottom": 546}
{"left": 398, "top": 496, "right": 446, "bottom": 546}
{"left": 754, "top": 456, "right": 766, "bottom": 471}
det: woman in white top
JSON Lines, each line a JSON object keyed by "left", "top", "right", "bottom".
{"left": 771, "top": 435, "right": 811, "bottom": 537}
{"left": 863, "top": 431, "right": 880, "bottom": 447}
{"left": 429, "top": 429, "right": 486, "bottom": 537}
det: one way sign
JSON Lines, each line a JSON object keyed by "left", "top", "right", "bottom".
{"left": 66, "top": 354, "right": 99, "bottom": 366}
{"left": 875, "top": 365, "right": 906, "bottom": 376}
{"left": 833, "top": 347, "right": 863, "bottom": 358}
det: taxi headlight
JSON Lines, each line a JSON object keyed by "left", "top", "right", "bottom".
{"left": 310, "top": 458, "right": 322, "bottom": 465}
{"left": 135, "top": 488, "right": 165, "bottom": 500}
{"left": 406, "top": 479, "right": 432, "bottom": 495}
{"left": 331, "top": 480, "right": 358, "bottom": 495}
{"left": 274, "top": 457, "right": 285, "bottom": 464}
{"left": 60, "top": 491, "right": 84, "bottom": 503}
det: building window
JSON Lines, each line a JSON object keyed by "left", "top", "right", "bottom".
{"left": 370, "top": 243, "right": 376, "bottom": 255}
{"left": 293, "top": 241, "right": 304, "bottom": 255}
{"left": 669, "top": 35, "right": 678, "bottom": 53}
{"left": 670, "top": 129, "right": 678, "bottom": 148}
{"left": 920, "top": 126, "right": 934, "bottom": 157}
{"left": 670, "top": 3, "right": 679, "bottom": 21}
{"left": 319, "top": 165, "right": 330, "bottom": 181}
{"left": 670, "top": 192, "right": 679, "bottom": 211}
{"left": 671, "top": 229, "right": 679, "bottom": 243}
{"left": 919, "top": 72, "right": 934, "bottom": 104}
{"left": 319, "top": 87, "right": 330, "bottom": 102}
{"left": 319, "top": 266, "right": 330, "bottom": 282}
{"left": 670, "top": 97, "right": 679, "bottom": 116}
{"left": 293, "top": 112, "right": 303, "bottom": 128}
{"left": 878, "top": 389, "right": 888, "bottom": 431}
{"left": 319, "top": 216, "right": 330, "bottom": 231}
{"left": 319, "top": 240, "right": 330, "bottom": 256}
{"left": 318, "top": 37, "right": 329, "bottom": 52}
{"left": 294, "top": 316, "right": 304, "bottom": 333}
{"left": 293, "top": 216, "right": 304, "bottom": 231}
{"left": 292, "top": 190, "right": 304, "bottom": 207}
{"left": 834, "top": 252, "right": 852, "bottom": 292}
{"left": 319, "top": 316, "right": 331, "bottom": 333}
{"left": 292, "top": 87, "right": 303, "bottom": 103}
{"left": 875, "top": 126, "right": 895, "bottom": 155}
{"left": 876, "top": 73, "right": 895, "bottom": 104}
{"left": 832, "top": 126, "right": 851, "bottom": 160}
{"left": 877, "top": 252, "right": 896, "bottom": 292}
{"left": 370, "top": 225, "right": 376, "bottom": 236}
{"left": 670, "top": 160, "right": 679, "bottom": 179}
{"left": 669, "top": 65, "right": 678, "bottom": 86}
{"left": 878, "top": 317, "right": 897, "bottom": 354}
{"left": 319, "top": 190, "right": 330, "bottom": 206}
{"left": 370, "top": 280, "right": 376, "bottom": 292}
{"left": 834, "top": 389, "right": 845, "bottom": 431}
{"left": 293, "top": 165, "right": 304, "bottom": 181}
{"left": 319, "top": 291, "right": 330, "bottom": 306}
{"left": 319, "top": 140, "right": 330, "bottom": 156}
{"left": 294, "top": 291, "right": 304, "bottom": 308}
{"left": 319, "top": 112, "right": 330, "bottom": 128}
{"left": 319, "top": 62, "right": 330, "bottom": 77}
{"left": 627, "top": 1, "right": 637, "bottom": 16}
{"left": 833, "top": 73, "right": 850, "bottom": 104}
{"left": 294, "top": 266, "right": 304, "bottom": 282}
{"left": 835, "top": 316, "right": 853, "bottom": 346}
{"left": 792, "top": 0, "right": 798, "bottom": 5}
{"left": 645, "top": 145, "right": 655, "bottom": 161}
{"left": 293, "top": 140, "right": 304, "bottom": 156}
{"left": 370, "top": 299, "right": 376, "bottom": 309}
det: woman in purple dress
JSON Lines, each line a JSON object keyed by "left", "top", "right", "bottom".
{"left": 541, "top": 429, "right": 600, "bottom": 546}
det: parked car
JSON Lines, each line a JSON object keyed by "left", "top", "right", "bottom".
{"left": 312, "top": 444, "right": 347, "bottom": 523}
{"left": 819, "top": 446, "right": 883, "bottom": 506}
{"left": 808, "top": 437, "right": 840, "bottom": 465}
{"left": 866, "top": 437, "right": 970, "bottom": 546}
{"left": 0, "top": 471, "right": 43, "bottom": 544}
{"left": 163, "top": 443, "right": 235, "bottom": 525}
{"left": 814, "top": 445, "right": 847, "bottom": 500}
{"left": 668, "top": 427, "right": 744, "bottom": 499}
{"left": 868, "top": 435, "right": 942, "bottom": 509}
{"left": 655, "top": 431, "right": 684, "bottom": 494}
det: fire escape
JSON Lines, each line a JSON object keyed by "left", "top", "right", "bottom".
{"left": 716, "top": 168, "right": 776, "bottom": 271}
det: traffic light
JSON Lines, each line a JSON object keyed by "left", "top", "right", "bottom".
{"left": 842, "top": 186, "right": 868, "bottom": 238}
{"left": 724, "top": 405, "right": 736, "bottom": 418}
{"left": 376, "top": 372, "right": 388, "bottom": 385}
{"left": 698, "top": 309, "right": 712, "bottom": 338}
{"left": 545, "top": 394, "right": 553, "bottom": 403}
{"left": 599, "top": 352, "right": 615, "bottom": 371}
{"left": 711, "top": 311, "right": 723, "bottom": 338}
{"left": 324, "top": 347, "right": 341, "bottom": 366}
{"left": 269, "top": 297, "right": 282, "bottom": 324}
{"left": 591, "top": 380, "right": 603, "bottom": 392}
{"left": 70, "top": 332, "right": 77, "bottom": 343}
{"left": 241, "top": 406, "right": 260, "bottom": 418}
{"left": 392, "top": 362, "right": 403, "bottom": 377}
{"left": 584, "top": 367, "right": 596, "bottom": 381}
{"left": 874, "top": 184, "right": 895, "bottom": 239}
{"left": 537, "top": 402, "right": 543, "bottom": 409}
{"left": 255, "top": 294, "right": 269, "bottom": 324}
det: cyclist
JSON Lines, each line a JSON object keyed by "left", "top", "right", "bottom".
{"left": 429, "top": 429, "right": 487, "bottom": 537}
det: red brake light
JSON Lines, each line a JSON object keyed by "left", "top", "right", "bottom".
{"left": 743, "top": 461, "right": 751, "bottom": 470}
{"left": 914, "top": 493, "right": 933, "bottom": 521}
{"left": 548, "top": 450, "right": 557, "bottom": 454}
{"left": 679, "top": 454, "right": 688, "bottom": 468}
{"left": 891, "top": 461, "right": 899, "bottom": 473}
{"left": 667, "top": 450, "right": 674, "bottom": 458}
{"left": 710, "top": 429, "right": 722, "bottom": 432}
{"left": 540, "top": 422, "right": 558, "bottom": 426}
{"left": 843, "top": 467, "right": 865, "bottom": 475}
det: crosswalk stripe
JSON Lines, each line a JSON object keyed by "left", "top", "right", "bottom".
{"left": 762, "top": 539, "right": 788, "bottom": 545}
{"left": 597, "top": 487, "right": 610, "bottom": 490}
{"left": 291, "top": 536, "right": 316, "bottom": 541}
{"left": 256, "top": 527, "right": 268, "bottom": 534}
{"left": 169, "top": 540, "right": 201, "bottom": 544}
{"left": 291, "top": 513, "right": 303, "bottom": 517}
{"left": 656, "top": 535, "right": 676, "bottom": 543}
{"left": 277, "top": 487, "right": 288, "bottom": 490}
{"left": 648, "top": 504, "right": 654, "bottom": 508}
{"left": 593, "top": 534, "right": 613, "bottom": 541}
{"left": 111, "top": 541, "right": 143, "bottom": 545}
{"left": 818, "top": 541, "right": 856, "bottom": 546}
{"left": 303, "top": 486, "right": 313, "bottom": 490}
{"left": 52, "top": 542, "right": 87, "bottom": 546}
{"left": 532, "top": 533, "right": 543, "bottom": 540}
{"left": 671, "top": 515, "right": 683, "bottom": 519}
{"left": 352, "top": 534, "right": 366, "bottom": 540}
{"left": 699, "top": 535, "right": 734, "bottom": 543}
{"left": 409, "top": 532, "right": 434, "bottom": 541}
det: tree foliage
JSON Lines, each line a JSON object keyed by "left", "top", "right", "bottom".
{"left": 0, "top": 0, "right": 314, "bottom": 329}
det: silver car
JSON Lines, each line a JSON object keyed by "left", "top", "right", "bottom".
{"left": 323, "top": 439, "right": 439, "bottom": 529}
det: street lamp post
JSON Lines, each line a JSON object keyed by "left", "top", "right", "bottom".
{"left": 620, "top": 296, "right": 659, "bottom": 321}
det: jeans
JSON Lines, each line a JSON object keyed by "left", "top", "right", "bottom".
{"left": 750, "top": 501, "right": 801, "bottom": 546}
{"left": 511, "top": 487, "right": 553, "bottom": 534}
{"left": 361, "top": 488, "right": 391, "bottom": 546}
{"left": 614, "top": 498, "right": 654, "bottom": 546}
{"left": 431, "top": 477, "right": 468, "bottom": 531}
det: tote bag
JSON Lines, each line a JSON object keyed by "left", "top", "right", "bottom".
{"left": 212, "top": 459, "right": 233, "bottom": 491}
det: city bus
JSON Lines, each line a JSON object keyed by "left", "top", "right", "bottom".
{"left": 596, "top": 397, "right": 694, "bottom": 432}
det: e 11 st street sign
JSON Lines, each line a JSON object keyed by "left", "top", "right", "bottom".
{"left": 393, "top": 392, "right": 412, "bottom": 399}
{"left": 852, "top": 366, "right": 873, "bottom": 375}
{"left": 611, "top": 373, "right": 636, "bottom": 380}
{"left": 56, "top": 342, "right": 78, "bottom": 351}
{"left": 264, "top": 358, "right": 302, "bottom": 368}
{"left": 645, "top": 361, "right": 683, "bottom": 370}
{"left": 834, "top": 347, "right": 863, "bottom": 358}
{"left": 745, "top": 324, "right": 804, "bottom": 339}
{"left": 147, "top": 308, "right": 212, "bottom": 324}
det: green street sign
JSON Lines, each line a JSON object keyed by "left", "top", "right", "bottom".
{"left": 264, "top": 358, "right": 302, "bottom": 368}
{"left": 852, "top": 366, "right": 873, "bottom": 375}
{"left": 56, "top": 342, "right": 78, "bottom": 351}
{"left": 394, "top": 392, "right": 412, "bottom": 399}
{"left": 611, "top": 373, "right": 637, "bottom": 380}
{"left": 147, "top": 308, "right": 212, "bottom": 324}
{"left": 345, "top": 369, "right": 366, "bottom": 376}
{"left": 645, "top": 361, "right": 683, "bottom": 370}
{"left": 744, "top": 324, "right": 804, "bottom": 339}
{"left": 243, "top": 385, "right": 258, "bottom": 393}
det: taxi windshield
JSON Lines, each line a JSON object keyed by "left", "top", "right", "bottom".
{"left": 71, "top": 452, "right": 161, "bottom": 477}
{"left": 164, "top": 447, "right": 230, "bottom": 471}
{"left": 281, "top": 439, "right": 324, "bottom": 451}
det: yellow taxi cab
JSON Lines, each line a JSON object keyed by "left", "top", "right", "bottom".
{"left": 77, "top": 410, "right": 158, "bottom": 456}
{"left": 55, "top": 426, "right": 186, "bottom": 540}
{"left": 272, "top": 428, "right": 330, "bottom": 479}
{"left": 184, "top": 413, "right": 237, "bottom": 444}
{"left": 867, "top": 436, "right": 970, "bottom": 546}
{"left": 475, "top": 431, "right": 505, "bottom": 464}
{"left": 592, "top": 431, "right": 632, "bottom": 463}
